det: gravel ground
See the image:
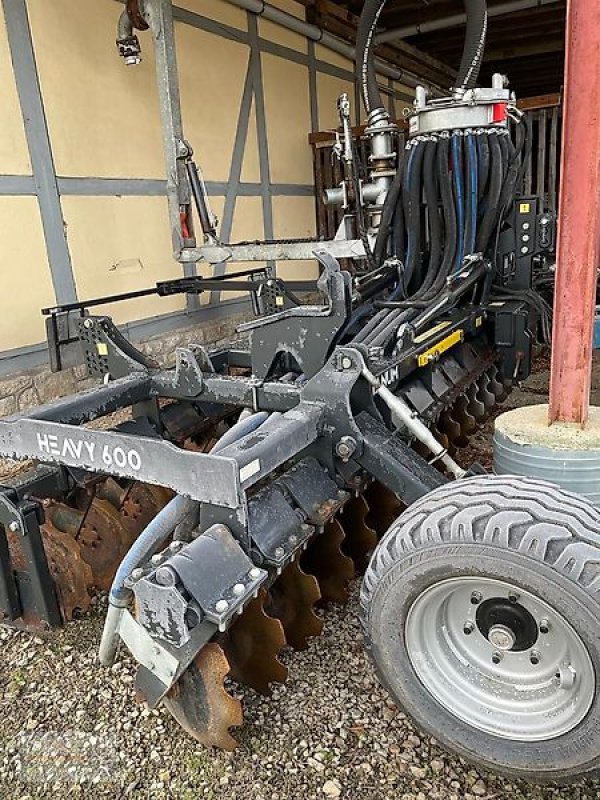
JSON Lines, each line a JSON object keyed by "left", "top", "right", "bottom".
{"left": 2, "top": 352, "right": 600, "bottom": 799}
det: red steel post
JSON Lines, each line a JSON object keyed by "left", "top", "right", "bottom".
{"left": 548, "top": 0, "right": 600, "bottom": 425}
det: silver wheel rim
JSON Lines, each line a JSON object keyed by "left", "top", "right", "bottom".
{"left": 405, "top": 577, "right": 595, "bottom": 741}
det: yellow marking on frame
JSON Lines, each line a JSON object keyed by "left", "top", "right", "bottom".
{"left": 97, "top": 342, "right": 109, "bottom": 356}
{"left": 475, "top": 316, "right": 483, "bottom": 327}
{"left": 417, "top": 329, "right": 464, "bottom": 367}
{"left": 519, "top": 202, "right": 531, "bottom": 214}
{"left": 413, "top": 320, "right": 451, "bottom": 345}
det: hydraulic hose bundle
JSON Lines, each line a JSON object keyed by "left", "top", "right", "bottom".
{"left": 348, "top": 0, "right": 530, "bottom": 354}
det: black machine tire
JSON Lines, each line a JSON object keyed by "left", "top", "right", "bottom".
{"left": 360, "top": 474, "right": 600, "bottom": 783}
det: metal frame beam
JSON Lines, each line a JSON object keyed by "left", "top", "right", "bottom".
{"left": 548, "top": 0, "right": 600, "bottom": 424}
{"left": 1, "top": 0, "right": 77, "bottom": 305}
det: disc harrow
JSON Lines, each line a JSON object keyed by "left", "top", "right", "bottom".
{"left": 2, "top": 349, "right": 511, "bottom": 745}
{"left": 152, "top": 357, "right": 513, "bottom": 749}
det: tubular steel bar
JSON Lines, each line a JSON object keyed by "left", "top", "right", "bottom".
{"left": 548, "top": 0, "right": 600, "bottom": 425}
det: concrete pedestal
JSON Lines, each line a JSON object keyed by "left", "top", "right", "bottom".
{"left": 494, "top": 404, "right": 600, "bottom": 504}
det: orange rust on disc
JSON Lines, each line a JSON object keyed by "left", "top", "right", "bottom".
{"left": 163, "top": 643, "right": 242, "bottom": 750}
{"left": 266, "top": 559, "right": 323, "bottom": 650}
{"left": 118, "top": 483, "right": 172, "bottom": 547}
{"left": 45, "top": 499, "right": 128, "bottom": 591}
{"left": 339, "top": 494, "right": 378, "bottom": 573}
{"left": 300, "top": 518, "right": 355, "bottom": 605}
{"left": 38, "top": 521, "right": 93, "bottom": 619}
{"left": 223, "top": 588, "right": 288, "bottom": 695}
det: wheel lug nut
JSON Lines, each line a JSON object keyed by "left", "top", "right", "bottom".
{"left": 530, "top": 650, "right": 541, "bottom": 665}
{"left": 463, "top": 621, "right": 474, "bottom": 635}
{"left": 470, "top": 591, "right": 482, "bottom": 605}
{"left": 508, "top": 592, "right": 519, "bottom": 603}
{"left": 492, "top": 651, "right": 503, "bottom": 664}
{"left": 539, "top": 618, "right": 550, "bottom": 634}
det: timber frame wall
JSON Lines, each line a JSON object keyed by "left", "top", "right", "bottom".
{"left": 0, "top": 0, "right": 419, "bottom": 378}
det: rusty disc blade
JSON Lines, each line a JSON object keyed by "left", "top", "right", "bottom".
{"left": 340, "top": 495, "right": 378, "bottom": 573}
{"left": 487, "top": 365, "right": 508, "bottom": 402}
{"left": 39, "top": 521, "right": 93, "bottom": 620}
{"left": 478, "top": 373, "right": 496, "bottom": 412}
{"left": 100, "top": 481, "right": 172, "bottom": 547}
{"left": 46, "top": 499, "right": 128, "bottom": 591}
{"left": 452, "top": 394, "right": 477, "bottom": 435}
{"left": 439, "top": 409, "right": 465, "bottom": 447}
{"left": 363, "top": 482, "right": 404, "bottom": 537}
{"left": 266, "top": 559, "right": 323, "bottom": 650}
{"left": 466, "top": 383, "right": 486, "bottom": 421}
{"left": 163, "top": 642, "right": 242, "bottom": 750}
{"left": 301, "top": 518, "right": 355, "bottom": 605}
{"left": 223, "top": 588, "right": 288, "bottom": 695}
{"left": 77, "top": 498, "right": 131, "bottom": 590}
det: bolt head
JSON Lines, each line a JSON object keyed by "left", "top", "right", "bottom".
{"left": 131, "top": 568, "right": 144, "bottom": 581}
{"left": 463, "top": 621, "right": 474, "bottom": 635}
{"left": 341, "top": 356, "right": 352, "bottom": 370}
{"left": 488, "top": 624, "right": 516, "bottom": 651}
{"left": 151, "top": 553, "right": 163, "bottom": 565}
{"left": 249, "top": 567, "right": 261, "bottom": 580}
{"left": 288, "top": 535, "right": 298, "bottom": 546}
{"left": 8, "top": 521, "right": 19, "bottom": 533}
{"left": 169, "top": 540, "right": 184, "bottom": 552}
{"left": 274, "top": 546, "right": 285, "bottom": 559}
{"left": 470, "top": 591, "right": 482, "bottom": 605}
{"left": 215, "top": 599, "right": 229, "bottom": 613}
{"left": 539, "top": 618, "right": 550, "bottom": 634}
{"left": 233, "top": 583, "right": 245, "bottom": 596}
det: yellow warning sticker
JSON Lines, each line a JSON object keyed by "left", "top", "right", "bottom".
{"left": 97, "top": 342, "right": 109, "bottom": 356}
{"left": 519, "top": 202, "right": 531, "bottom": 214}
{"left": 417, "top": 329, "right": 463, "bottom": 367}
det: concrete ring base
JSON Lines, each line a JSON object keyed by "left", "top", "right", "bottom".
{"left": 493, "top": 404, "right": 600, "bottom": 504}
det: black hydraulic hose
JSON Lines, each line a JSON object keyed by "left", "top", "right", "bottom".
{"left": 476, "top": 132, "right": 490, "bottom": 202}
{"left": 425, "top": 136, "right": 457, "bottom": 296}
{"left": 516, "top": 114, "right": 533, "bottom": 192}
{"left": 498, "top": 134, "right": 510, "bottom": 180}
{"left": 497, "top": 136, "right": 521, "bottom": 219}
{"left": 373, "top": 147, "right": 406, "bottom": 267}
{"left": 402, "top": 141, "right": 426, "bottom": 288}
{"left": 456, "top": 0, "right": 488, "bottom": 90}
{"left": 464, "top": 132, "right": 478, "bottom": 255}
{"left": 355, "top": 0, "right": 386, "bottom": 115}
{"left": 475, "top": 133, "right": 503, "bottom": 253}
{"left": 421, "top": 139, "right": 442, "bottom": 293}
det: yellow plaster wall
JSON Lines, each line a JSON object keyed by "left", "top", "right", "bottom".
{"left": 61, "top": 195, "right": 185, "bottom": 325}
{"left": 178, "top": 0, "right": 247, "bottom": 31}
{"left": 258, "top": 0, "right": 307, "bottom": 54}
{"left": 262, "top": 53, "right": 312, "bottom": 184}
{"left": 317, "top": 72, "right": 354, "bottom": 131}
{"left": 177, "top": 26, "right": 250, "bottom": 182}
{"left": 26, "top": 0, "right": 165, "bottom": 180}
{"left": 0, "top": 5, "right": 31, "bottom": 175}
{"left": 0, "top": 198, "right": 55, "bottom": 350}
